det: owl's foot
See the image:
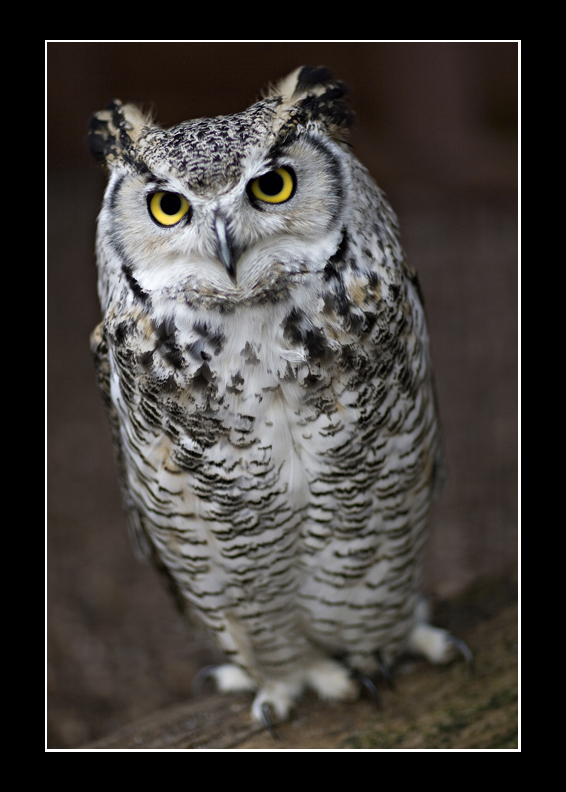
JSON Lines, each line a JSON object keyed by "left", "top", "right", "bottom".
{"left": 201, "top": 659, "right": 359, "bottom": 732}
{"left": 251, "top": 678, "right": 303, "bottom": 723}
{"left": 406, "top": 598, "right": 473, "bottom": 667}
{"left": 406, "top": 623, "right": 473, "bottom": 666}
{"left": 250, "top": 659, "right": 358, "bottom": 725}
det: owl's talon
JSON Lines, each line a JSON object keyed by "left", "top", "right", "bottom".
{"left": 260, "top": 702, "right": 281, "bottom": 740}
{"left": 407, "top": 622, "right": 473, "bottom": 669}
{"left": 375, "top": 651, "right": 395, "bottom": 691}
{"left": 447, "top": 635, "right": 474, "bottom": 670}
{"left": 191, "top": 664, "right": 217, "bottom": 697}
{"left": 351, "top": 670, "right": 380, "bottom": 708}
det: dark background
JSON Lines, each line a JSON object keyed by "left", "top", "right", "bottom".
{"left": 47, "top": 42, "right": 518, "bottom": 748}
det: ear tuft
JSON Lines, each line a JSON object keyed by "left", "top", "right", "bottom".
{"left": 88, "top": 100, "right": 152, "bottom": 167}
{"left": 293, "top": 66, "right": 335, "bottom": 96}
{"left": 268, "top": 66, "right": 354, "bottom": 142}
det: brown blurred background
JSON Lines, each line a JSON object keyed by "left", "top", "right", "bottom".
{"left": 47, "top": 42, "right": 518, "bottom": 748}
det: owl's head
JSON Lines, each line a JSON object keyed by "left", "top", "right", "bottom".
{"left": 89, "top": 67, "right": 356, "bottom": 306}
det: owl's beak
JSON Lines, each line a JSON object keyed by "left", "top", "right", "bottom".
{"left": 214, "top": 213, "right": 238, "bottom": 284}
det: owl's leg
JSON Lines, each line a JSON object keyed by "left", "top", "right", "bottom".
{"left": 406, "top": 599, "right": 473, "bottom": 666}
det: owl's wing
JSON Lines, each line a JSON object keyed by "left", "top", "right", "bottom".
{"left": 90, "top": 322, "right": 153, "bottom": 561}
{"left": 400, "top": 264, "right": 447, "bottom": 500}
{"left": 90, "top": 323, "right": 193, "bottom": 617}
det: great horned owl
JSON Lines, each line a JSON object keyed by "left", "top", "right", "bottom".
{"left": 89, "top": 67, "right": 466, "bottom": 725}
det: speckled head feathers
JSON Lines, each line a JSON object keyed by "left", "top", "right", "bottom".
{"left": 88, "top": 66, "right": 353, "bottom": 176}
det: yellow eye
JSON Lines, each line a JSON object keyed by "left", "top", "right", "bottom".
{"left": 249, "top": 167, "right": 295, "bottom": 204}
{"left": 148, "top": 191, "right": 190, "bottom": 226}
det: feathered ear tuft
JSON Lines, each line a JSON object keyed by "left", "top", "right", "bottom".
{"left": 88, "top": 100, "right": 152, "bottom": 168}
{"left": 268, "top": 66, "right": 354, "bottom": 142}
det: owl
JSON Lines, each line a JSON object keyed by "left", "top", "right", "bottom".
{"left": 89, "top": 67, "right": 468, "bottom": 727}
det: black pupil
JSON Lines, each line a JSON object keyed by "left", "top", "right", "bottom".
{"left": 258, "top": 171, "right": 284, "bottom": 196}
{"left": 160, "top": 193, "right": 182, "bottom": 215}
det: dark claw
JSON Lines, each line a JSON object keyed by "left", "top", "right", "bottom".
{"left": 448, "top": 635, "right": 474, "bottom": 671}
{"left": 375, "top": 651, "right": 396, "bottom": 691}
{"left": 191, "top": 664, "right": 217, "bottom": 697}
{"left": 260, "top": 702, "right": 281, "bottom": 740}
{"left": 351, "top": 670, "right": 380, "bottom": 708}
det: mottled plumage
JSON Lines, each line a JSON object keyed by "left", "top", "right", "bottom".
{"left": 89, "top": 67, "right": 462, "bottom": 723}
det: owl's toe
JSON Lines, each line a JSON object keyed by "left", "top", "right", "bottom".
{"left": 305, "top": 658, "right": 359, "bottom": 702}
{"left": 251, "top": 678, "right": 304, "bottom": 724}
{"left": 258, "top": 702, "right": 281, "bottom": 740}
{"left": 207, "top": 663, "right": 258, "bottom": 693}
{"left": 350, "top": 669, "right": 380, "bottom": 706}
{"left": 446, "top": 634, "right": 474, "bottom": 667}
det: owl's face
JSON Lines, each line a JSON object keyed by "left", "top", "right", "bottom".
{"left": 90, "top": 68, "right": 354, "bottom": 308}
